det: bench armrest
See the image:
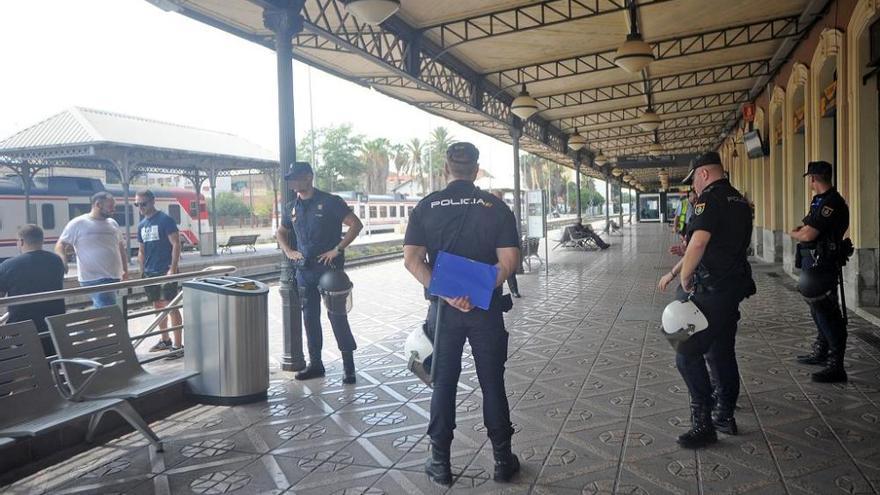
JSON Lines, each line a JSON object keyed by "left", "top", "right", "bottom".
{"left": 50, "top": 358, "right": 104, "bottom": 402}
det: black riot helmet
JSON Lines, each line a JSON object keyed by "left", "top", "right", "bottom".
{"left": 797, "top": 267, "right": 836, "bottom": 300}
{"left": 318, "top": 269, "right": 354, "bottom": 314}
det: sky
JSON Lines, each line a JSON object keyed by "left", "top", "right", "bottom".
{"left": 0, "top": 0, "right": 581, "bottom": 191}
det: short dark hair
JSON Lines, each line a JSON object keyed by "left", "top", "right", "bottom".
{"left": 446, "top": 159, "right": 478, "bottom": 178}
{"left": 812, "top": 173, "right": 833, "bottom": 185}
{"left": 18, "top": 224, "right": 43, "bottom": 245}
{"left": 136, "top": 190, "right": 155, "bottom": 201}
{"left": 91, "top": 191, "right": 113, "bottom": 206}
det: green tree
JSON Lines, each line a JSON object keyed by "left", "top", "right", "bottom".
{"left": 406, "top": 138, "right": 426, "bottom": 194}
{"left": 428, "top": 126, "right": 454, "bottom": 190}
{"left": 209, "top": 192, "right": 251, "bottom": 217}
{"left": 298, "top": 124, "right": 365, "bottom": 191}
{"left": 390, "top": 144, "right": 410, "bottom": 192}
{"left": 360, "top": 138, "right": 391, "bottom": 194}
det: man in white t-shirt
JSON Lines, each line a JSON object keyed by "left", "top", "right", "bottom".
{"left": 56, "top": 192, "right": 129, "bottom": 307}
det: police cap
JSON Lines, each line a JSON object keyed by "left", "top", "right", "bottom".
{"left": 446, "top": 142, "right": 479, "bottom": 164}
{"left": 682, "top": 151, "right": 722, "bottom": 185}
{"left": 803, "top": 160, "right": 833, "bottom": 178}
{"left": 284, "top": 162, "right": 313, "bottom": 180}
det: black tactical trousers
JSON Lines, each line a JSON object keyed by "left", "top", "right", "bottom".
{"left": 675, "top": 286, "right": 743, "bottom": 409}
{"left": 297, "top": 264, "right": 357, "bottom": 361}
{"left": 425, "top": 301, "right": 514, "bottom": 445}
{"left": 802, "top": 257, "right": 847, "bottom": 358}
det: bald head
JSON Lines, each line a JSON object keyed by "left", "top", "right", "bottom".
{"left": 693, "top": 163, "right": 725, "bottom": 195}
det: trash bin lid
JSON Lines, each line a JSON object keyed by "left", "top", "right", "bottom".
{"left": 183, "top": 276, "right": 269, "bottom": 295}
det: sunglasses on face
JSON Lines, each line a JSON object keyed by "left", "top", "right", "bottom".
{"left": 133, "top": 202, "right": 151, "bottom": 207}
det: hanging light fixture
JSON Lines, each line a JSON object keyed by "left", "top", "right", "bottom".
{"left": 511, "top": 84, "right": 539, "bottom": 120}
{"left": 638, "top": 109, "right": 662, "bottom": 132}
{"left": 622, "top": 174, "right": 633, "bottom": 182}
{"left": 649, "top": 142, "right": 664, "bottom": 157}
{"left": 568, "top": 129, "right": 586, "bottom": 151}
{"left": 611, "top": 167, "right": 624, "bottom": 177}
{"left": 344, "top": 0, "right": 400, "bottom": 25}
{"left": 613, "top": 0, "right": 654, "bottom": 73}
{"left": 594, "top": 150, "right": 608, "bottom": 166}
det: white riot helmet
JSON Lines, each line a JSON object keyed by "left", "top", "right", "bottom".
{"left": 404, "top": 326, "right": 434, "bottom": 386}
{"left": 661, "top": 299, "right": 709, "bottom": 349}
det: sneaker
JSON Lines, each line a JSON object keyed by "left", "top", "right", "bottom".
{"left": 150, "top": 340, "right": 173, "bottom": 352}
{"left": 165, "top": 345, "right": 184, "bottom": 360}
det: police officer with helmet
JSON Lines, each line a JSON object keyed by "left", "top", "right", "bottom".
{"left": 403, "top": 142, "right": 521, "bottom": 486}
{"left": 276, "top": 162, "right": 364, "bottom": 384}
{"left": 790, "top": 161, "right": 851, "bottom": 383}
{"left": 658, "top": 151, "right": 755, "bottom": 448}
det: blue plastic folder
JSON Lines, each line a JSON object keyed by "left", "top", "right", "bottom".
{"left": 428, "top": 251, "right": 498, "bottom": 310}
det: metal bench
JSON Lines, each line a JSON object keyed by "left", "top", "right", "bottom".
{"left": 219, "top": 234, "right": 259, "bottom": 254}
{"left": 47, "top": 307, "right": 198, "bottom": 401}
{"left": 553, "top": 226, "right": 601, "bottom": 251}
{"left": 0, "top": 321, "right": 162, "bottom": 451}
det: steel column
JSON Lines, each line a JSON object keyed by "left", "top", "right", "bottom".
{"left": 618, "top": 182, "right": 624, "bottom": 227}
{"left": 266, "top": 4, "right": 306, "bottom": 372}
{"left": 574, "top": 153, "right": 582, "bottom": 223}
{"left": 605, "top": 177, "right": 611, "bottom": 233}
{"left": 510, "top": 119, "right": 523, "bottom": 274}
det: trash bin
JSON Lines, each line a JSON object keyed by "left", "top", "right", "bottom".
{"left": 183, "top": 275, "right": 269, "bottom": 404}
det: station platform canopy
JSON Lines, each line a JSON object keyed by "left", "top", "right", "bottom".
{"left": 0, "top": 106, "right": 278, "bottom": 178}
{"left": 148, "top": 0, "right": 829, "bottom": 188}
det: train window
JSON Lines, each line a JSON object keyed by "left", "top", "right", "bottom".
{"left": 369, "top": 206, "right": 377, "bottom": 218}
{"left": 407, "top": 206, "right": 414, "bottom": 216}
{"left": 168, "top": 204, "right": 181, "bottom": 224}
{"left": 41, "top": 204, "right": 55, "bottom": 230}
{"left": 69, "top": 203, "right": 90, "bottom": 219}
{"left": 379, "top": 206, "right": 387, "bottom": 217}
{"left": 27, "top": 204, "right": 37, "bottom": 224}
{"left": 399, "top": 205, "right": 405, "bottom": 217}
{"left": 112, "top": 205, "right": 133, "bottom": 227}
{"left": 390, "top": 206, "right": 397, "bottom": 218}
{"left": 359, "top": 205, "right": 366, "bottom": 218}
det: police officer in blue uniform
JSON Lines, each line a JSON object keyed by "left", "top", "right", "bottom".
{"left": 659, "top": 152, "right": 755, "bottom": 448}
{"left": 403, "top": 143, "right": 521, "bottom": 485}
{"left": 276, "top": 162, "right": 364, "bottom": 384}
{"left": 790, "top": 161, "right": 850, "bottom": 383}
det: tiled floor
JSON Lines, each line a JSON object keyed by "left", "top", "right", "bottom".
{"left": 5, "top": 224, "right": 880, "bottom": 494}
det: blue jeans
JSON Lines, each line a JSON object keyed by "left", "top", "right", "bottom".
{"left": 81, "top": 278, "right": 120, "bottom": 308}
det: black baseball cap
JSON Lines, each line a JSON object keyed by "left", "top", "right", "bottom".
{"left": 803, "top": 161, "right": 833, "bottom": 177}
{"left": 446, "top": 142, "right": 480, "bottom": 164}
{"left": 284, "top": 162, "right": 313, "bottom": 180}
{"left": 682, "top": 151, "right": 722, "bottom": 185}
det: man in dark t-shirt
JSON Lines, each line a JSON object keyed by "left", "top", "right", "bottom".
{"left": 136, "top": 190, "right": 182, "bottom": 354}
{"left": 0, "top": 224, "right": 66, "bottom": 355}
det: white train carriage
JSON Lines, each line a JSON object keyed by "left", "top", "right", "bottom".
{"left": 0, "top": 175, "right": 209, "bottom": 260}
{"left": 334, "top": 192, "right": 420, "bottom": 234}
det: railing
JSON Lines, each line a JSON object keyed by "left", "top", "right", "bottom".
{"left": 0, "top": 265, "right": 236, "bottom": 364}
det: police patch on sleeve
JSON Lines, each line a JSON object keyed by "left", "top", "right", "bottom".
{"left": 821, "top": 206, "right": 833, "bottom": 217}
{"left": 694, "top": 203, "right": 706, "bottom": 215}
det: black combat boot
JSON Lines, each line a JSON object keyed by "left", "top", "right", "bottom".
{"left": 342, "top": 351, "right": 356, "bottom": 384}
{"left": 712, "top": 403, "right": 738, "bottom": 435}
{"left": 677, "top": 404, "right": 717, "bottom": 449}
{"left": 797, "top": 338, "right": 829, "bottom": 365}
{"left": 294, "top": 360, "right": 325, "bottom": 381}
{"left": 491, "top": 439, "right": 520, "bottom": 482}
{"left": 811, "top": 352, "right": 847, "bottom": 383}
{"left": 425, "top": 439, "right": 452, "bottom": 486}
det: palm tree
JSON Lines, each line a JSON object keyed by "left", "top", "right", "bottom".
{"left": 391, "top": 144, "right": 411, "bottom": 192}
{"left": 359, "top": 138, "right": 391, "bottom": 194}
{"left": 406, "top": 138, "right": 425, "bottom": 195}
{"left": 428, "top": 126, "right": 454, "bottom": 190}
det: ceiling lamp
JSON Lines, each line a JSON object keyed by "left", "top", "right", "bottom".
{"left": 622, "top": 174, "right": 633, "bottom": 182}
{"left": 568, "top": 129, "right": 586, "bottom": 151}
{"left": 648, "top": 142, "right": 664, "bottom": 157}
{"left": 638, "top": 110, "right": 662, "bottom": 132}
{"left": 658, "top": 168, "right": 669, "bottom": 180}
{"left": 611, "top": 167, "right": 624, "bottom": 177}
{"left": 594, "top": 150, "right": 608, "bottom": 166}
{"left": 613, "top": 1, "right": 654, "bottom": 73}
{"left": 344, "top": 0, "right": 400, "bottom": 25}
{"left": 511, "top": 84, "right": 539, "bottom": 120}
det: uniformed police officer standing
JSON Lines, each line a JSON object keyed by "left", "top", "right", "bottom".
{"left": 276, "top": 162, "right": 364, "bottom": 384}
{"left": 403, "top": 143, "right": 521, "bottom": 485}
{"left": 789, "top": 161, "right": 850, "bottom": 383}
{"left": 659, "top": 152, "right": 755, "bottom": 448}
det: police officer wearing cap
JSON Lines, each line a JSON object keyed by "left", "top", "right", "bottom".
{"left": 276, "top": 162, "right": 363, "bottom": 384}
{"left": 790, "top": 161, "right": 850, "bottom": 383}
{"left": 658, "top": 151, "right": 755, "bottom": 448}
{"left": 403, "top": 142, "right": 521, "bottom": 486}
